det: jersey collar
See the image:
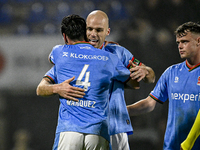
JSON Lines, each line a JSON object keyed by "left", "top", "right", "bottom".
{"left": 100, "top": 41, "right": 110, "bottom": 49}
{"left": 73, "top": 41, "right": 91, "bottom": 45}
{"left": 99, "top": 41, "right": 112, "bottom": 49}
{"left": 186, "top": 60, "right": 200, "bottom": 72}
{"left": 99, "top": 43, "right": 105, "bottom": 49}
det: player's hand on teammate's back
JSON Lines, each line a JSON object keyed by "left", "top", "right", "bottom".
{"left": 57, "top": 76, "right": 85, "bottom": 102}
{"left": 129, "top": 60, "right": 149, "bottom": 82}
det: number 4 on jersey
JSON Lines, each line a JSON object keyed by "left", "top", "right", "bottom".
{"left": 76, "top": 64, "right": 91, "bottom": 91}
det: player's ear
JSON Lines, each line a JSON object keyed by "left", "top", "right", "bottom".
{"left": 63, "top": 33, "right": 68, "bottom": 44}
{"left": 107, "top": 28, "right": 110, "bottom": 36}
{"left": 197, "top": 37, "right": 200, "bottom": 46}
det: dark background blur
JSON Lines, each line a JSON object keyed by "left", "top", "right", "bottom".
{"left": 0, "top": 0, "right": 199, "bottom": 149}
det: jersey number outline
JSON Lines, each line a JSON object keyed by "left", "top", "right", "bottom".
{"left": 76, "top": 64, "right": 91, "bottom": 91}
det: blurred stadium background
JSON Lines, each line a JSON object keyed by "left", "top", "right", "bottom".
{"left": 0, "top": 0, "right": 199, "bottom": 149}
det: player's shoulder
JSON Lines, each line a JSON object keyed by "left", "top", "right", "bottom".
{"left": 169, "top": 62, "right": 184, "bottom": 70}
{"left": 164, "top": 62, "right": 184, "bottom": 74}
{"left": 52, "top": 44, "right": 63, "bottom": 49}
{"left": 105, "top": 41, "right": 122, "bottom": 48}
{"left": 52, "top": 44, "right": 64, "bottom": 53}
{"left": 104, "top": 41, "right": 129, "bottom": 53}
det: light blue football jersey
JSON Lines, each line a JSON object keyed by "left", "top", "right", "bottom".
{"left": 150, "top": 61, "right": 200, "bottom": 150}
{"left": 104, "top": 42, "right": 136, "bottom": 136}
{"left": 46, "top": 42, "right": 130, "bottom": 142}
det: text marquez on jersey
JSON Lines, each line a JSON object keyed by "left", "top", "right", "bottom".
{"left": 66, "top": 99, "right": 96, "bottom": 108}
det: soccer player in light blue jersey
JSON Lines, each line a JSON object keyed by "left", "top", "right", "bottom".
{"left": 37, "top": 10, "right": 155, "bottom": 150}
{"left": 86, "top": 10, "right": 155, "bottom": 150}
{"left": 37, "top": 14, "right": 135, "bottom": 150}
{"left": 127, "top": 22, "right": 200, "bottom": 150}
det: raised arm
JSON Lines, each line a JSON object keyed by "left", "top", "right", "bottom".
{"left": 127, "top": 96, "right": 156, "bottom": 116}
{"left": 36, "top": 77, "right": 85, "bottom": 102}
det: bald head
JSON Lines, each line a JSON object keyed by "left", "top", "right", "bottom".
{"left": 86, "top": 10, "right": 109, "bottom": 29}
{"left": 86, "top": 10, "right": 110, "bottom": 48}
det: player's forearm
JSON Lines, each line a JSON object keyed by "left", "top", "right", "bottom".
{"left": 181, "top": 109, "right": 200, "bottom": 150}
{"left": 143, "top": 66, "right": 155, "bottom": 83}
{"left": 127, "top": 96, "right": 156, "bottom": 116}
{"left": 36, "top": 79, "right": 57, "bottom": 96}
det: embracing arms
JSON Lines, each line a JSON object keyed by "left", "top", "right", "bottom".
{"left": 129, "top": 60, "right": 155, "bottom": 84}
{"left": 36, "top": 77, "right": 85, "bottom": 102}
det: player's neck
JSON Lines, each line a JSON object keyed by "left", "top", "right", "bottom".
{"left": 186, "top": 58, "right": 200, "bottom": 68}
{"left": 67, "top": 38, "right": 85, "bottom": 45}
{"left": 64, "top": 34, "right": 85, "bottom": 45}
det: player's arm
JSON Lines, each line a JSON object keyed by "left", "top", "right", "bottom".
{"left": 36, "top": 77, "right": 85, "bottom": 102}
{"left": 125, "top": 60, "right": 155, "bottom": 89}
{"left": 126, "top": 96, "right": 156, "bottom": 116}
{"left": 105, "top": 41, "right": 155, "bottom": 84}
{"left": 129, "top": 60, "right": 155, "bottom": 83}
{"left": 180, "top": 109, "right": 200, "bottom": 150}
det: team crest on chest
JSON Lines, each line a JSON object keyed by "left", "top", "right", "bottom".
{"left": 174, "top": 76, "right": 179, "bottom": 83}
{"left": 197, "top": 76, "right": 200, "bottom": 86}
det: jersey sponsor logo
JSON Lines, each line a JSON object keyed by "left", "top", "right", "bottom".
{"left": 62, "top": 52, "right": 68, "bottom": 57}
{"left": 66, "top": 99, "right": 96, "bottom": 108}
{"left": 62, "top": 52, "right": 109, "bottom": 61}
{"left": 171, "top": 93, "right": 200, "bottom": 103}
{"left": 70, "top": 53, "right": 109, "bottom": 61}
{"left": 197, "top": 76, "right": 200, "bottom": 86}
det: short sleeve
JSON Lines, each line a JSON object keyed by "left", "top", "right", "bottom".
{"left": 48, "top": 45, "right": 62, "bottom": 65}
{"left": 150, "top": 67, "right": 170, "bottom": 103}
{"left": 44, "top": 66, "right": 57, "bottom": 84}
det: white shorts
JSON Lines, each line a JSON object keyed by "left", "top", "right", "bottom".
{"left": 53, "top": 131, "right": 109, "bottom": 150}
{"left": 110, "top": 133, "right": 130, "bottom": 150}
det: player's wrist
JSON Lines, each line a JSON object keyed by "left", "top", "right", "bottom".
{"left": 52, "top": 84, "right": 59, "bottom": 94}
{"left": 142, "top": 68, "right": 149, "bottom": 81}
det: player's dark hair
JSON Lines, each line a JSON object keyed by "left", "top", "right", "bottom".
{"left": 61, "top": 14, "right": 87, "bottom": 41}
{"left": 175, "top": 22, "right": 200, "bottom": 37}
